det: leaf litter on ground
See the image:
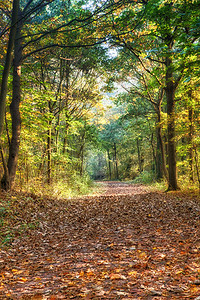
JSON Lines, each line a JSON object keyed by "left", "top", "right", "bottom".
{"left": 0, "top": 182, "right": 200, "bottom": 299}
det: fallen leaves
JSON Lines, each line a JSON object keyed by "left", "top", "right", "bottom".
{"left": 110, "top": 273, "right": 127, "bottom": 280}
{"left": 128, "top": 270, "right": 137, "bottom": 277}
{"left": 12, "top": 269, "right": 24, "bottom": 275}
{"left": 17, "top": 277, "right": 28, "bottom": 283}
{"left": 0, "top": 183, "right": 200, "bottom": 298}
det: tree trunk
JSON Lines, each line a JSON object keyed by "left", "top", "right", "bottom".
{"left": 156, "top": 128, "right": 163, "bottom": 180}
{"left": 107, "top": 148, "right": 112, "bottom": 180}
{"left": 63, "top": 123, "right": 69, "bottom": 154}
{"left": 165, "top": 55, "right": 179, "bottom": 190}
{"left": 113, "top": 142, "right": 119, "bottom": 180}
{"left": 47, "top": 121, "right": 52, "bottom": 184}
{"left": 78, "top": 130, "right": 85, "bottom": 176}
{"left": 80, "top": 145, "right": 84, "bottom": 177}
{"left": 0, "top": 0, "right": 19, "bottom": 137}
{"left": 0, "top": 146, "right": 10, "bottom": 190}
{"left": 136, "top": 138, "right": 143, "bottom": 173}
{"left": 188, "top": 106, "right": 194, "bottom": 182}
{"left": 55, "top": 114, "right": 60, "bottom": 153}
{"left": 194, "top": 147, "right": 200, "bottom": 193}
{"left": 149, "top": 132, "right": 157, "bottom": 175}
{"left": 1, "top": 17, "right": 22, "bottom": 189}
{"left": 63, "top": 136, "right": 67, "bottom": 154}
{"left": 156, "top": 107, "right": 168, "bottom": 182}
{"left": 0, "top": 0, "right": 20, "bottom": 190}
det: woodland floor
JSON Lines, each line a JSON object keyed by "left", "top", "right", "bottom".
{"left": 0, "top": 182, "right": 200, "bottom": 299}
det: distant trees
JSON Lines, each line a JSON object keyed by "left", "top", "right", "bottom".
{"left": 103, "top": 0, "right": 200, "bottom": 190}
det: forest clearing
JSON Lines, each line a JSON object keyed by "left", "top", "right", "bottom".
{"left": 0, "top": 182, "right": 200, "bottom": 299}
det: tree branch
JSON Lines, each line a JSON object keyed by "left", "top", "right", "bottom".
{"left": 22, "top": 39, "right": 106, "bottom": 61}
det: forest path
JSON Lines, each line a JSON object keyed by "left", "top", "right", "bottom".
{"left": 0, "top": 183, "right": 200, "bottom": 299}
{"left": 94, "top": 181, "right": 149, "bottom": 196}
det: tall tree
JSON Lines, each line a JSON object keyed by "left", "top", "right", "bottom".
{"left": 0, "top": 0, "right": 19, "bottom": 189}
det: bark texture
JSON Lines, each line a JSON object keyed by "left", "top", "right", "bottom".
{"left": 165, "top": 54, "right": 179, "bottom": 190}
{"left": 1, "top": 17, "right": 22, "bottom": 189}
{"left": 0, "top": 0, "right": 20, "bottom": 190}
{"left": 188, "top": 106, "right": 194, "bottom": 182}
{"left": 7, "top": 22, "right": 22, "bottom": 188}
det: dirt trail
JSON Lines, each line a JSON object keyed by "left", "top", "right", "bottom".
{"left": 96, "top": 181, "right": 149, "bottom": 196}
{"left": 0, "top": 183, "right": 200, "bottom": 299}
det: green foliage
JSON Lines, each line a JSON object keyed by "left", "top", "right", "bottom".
{"left": 133, "top": 171, "right": 156, "bottom": 184}
{"left": 86, "top": 150, "right": 107, "bottom": 180}
{"left": 19, "top": 172, "right": 93, "bottom": 199}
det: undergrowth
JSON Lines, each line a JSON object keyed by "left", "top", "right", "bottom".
{"left": 132, "top": 171, "right": 200, "bottom": 195}
{"left": 133, "top": 171, "right": 156, "bottom": 184}
{"left": 17, "top": 174, "right": 94, "bottom": 199}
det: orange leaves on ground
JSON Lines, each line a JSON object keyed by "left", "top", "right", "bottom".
{"left": 0, "top": 183, "right": 199, "bottom": 298}
{"left": 12, "top": 269, "right": 24, "bottom": 275}
{"left": 17, "top": 277, "right": 28, "bottom": 283}
{"left": 190, "top": 285, "right": 200, "bottom": 295}
{"left": 110, "top": 273, "right": 126, "bottom": 280}
{"left": 79, "top": 270, "right": 84, "bottom": 277}
{"left": 137, "top": 251, "right": 148, "bottom": 260}
{"left": 128, "top": 270, "right": 138, "bottom": 277}
{"left": 86, "top": 268, "right": 95, "bottom": 277}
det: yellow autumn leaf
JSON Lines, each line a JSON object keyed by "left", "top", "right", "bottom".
{"left": 86, "top": 269, "right": 95, "bottom": 277}
{"left": 6, "top": 294, "right": 12, "bottom": 298}
{"left": 191, "top": 286, "right": 200, "bottom": 294}
{"left": 17, "top": 277, "right": 28, "bottom": 283}
{"left": 12, "top": 269, "right": 23, "bottom": 275}
{"left": 110, "top": 273, "right": 126, "bottom": 280}
{"left": 128, "top": 271, "right": 137, "bottom": 277}
{"left": 35, "top": 277, "right": 42, "bottom": 281}
{"left": 115, "top": 269, "right": 122, "bottom": 273}
{"left": 176, "top": 270, "right": 183, "bottom": 275}
{"left": 138, "top": 252, "right": 147, "bottom": 259}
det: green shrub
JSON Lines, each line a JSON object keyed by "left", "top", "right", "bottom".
{"left": 18, "top": 173, "right": 93, "bottom": 199}
{"left": 133, "top": 171, "right": 156, "bottom": 184}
